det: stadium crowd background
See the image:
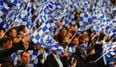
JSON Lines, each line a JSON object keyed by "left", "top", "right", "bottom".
{"left": 0, "top": 0, "right": 116, "bottom": 67}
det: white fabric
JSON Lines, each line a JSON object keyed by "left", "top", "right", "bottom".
{"left": 53, "top": 54, "right": 63, "bottom": 67}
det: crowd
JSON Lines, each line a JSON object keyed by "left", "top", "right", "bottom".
{"left": 0, "top": 18, "right": 116, "bottom": 67}
{"left": 0, "top": 0, "right": 116, "bottom": 67}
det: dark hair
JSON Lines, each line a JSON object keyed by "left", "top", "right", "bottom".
{"left": 1, "top": 62, "right": 14, "bottom": 67}
{"left": 17, "top": 25, "right": 26, "bottom": 35}
{"left": 98, "top": 31, "right": 105, "bottom": 41}
{"left": 5, "top": 27, "right": 16, "bottom": 37}
{"left": 20, "top": 50, "right": 29, "bottom": 57}
{"left": 0, "top": 37, "right": 12, "bottom": 47}
{"left": 114, "top": 62, "right": 116, "bottom": 65}
{"left": 18, "top": 25, "right": 26, "bottom": 31}
{"left": 87, "top": 41, "right": 94, "bottom": 54}
{"left": 110, "top": 0, "right": 116, "bottom": 5}
{"left": 0, "top": 27, "right": 6, "bottom": 33}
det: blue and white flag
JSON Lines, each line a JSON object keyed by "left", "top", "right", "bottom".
{"left": 0, "top": 0, "right": 12, "bottom": 29}
{"left": 31, "top": 22, "right": 50, "bottom": 45}
{"left": 103, "top": 42, "right": 116, "bottom": 64}
{"left": 79, "top": 12, "right": 98, "bottom": 31}
{"left": 33, "top": 0, "right": 65, "bottom": 27}
{"left": 41, "top": 32, "right": 59, "bottom": 47}
{"left": 31, "top": 19, "right": 63, "bottom": 53}
{"left": 62, "top": 11, "right": 76, "bottom": 27}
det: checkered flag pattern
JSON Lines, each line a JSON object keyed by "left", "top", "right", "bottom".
{"left": 33, "top": 0, "right": 65, "bottom": 27}
{"left": 31, "top": 22, "right": 51, "bottom": 45}
{"left": 0, "top": 0, "right": 115, "bottom": 66}
{"left": 79, "top": 12, "right": 98, "bottom": 31}
{"left": 62, "top": 12, "right": 76, "bottom": 27}
{"left": 103, "top": 42, "right": 116, "bottom": 64}
{"left": 0, "top": 0, "right": 11, "bottom": 29}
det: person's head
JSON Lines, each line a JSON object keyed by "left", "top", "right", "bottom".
{"left": 0, "top": 27, "right": 6, "bottom": 39}
{"left": 21, "top": 33, "right": 30, "bottom": 50}
{"left": 22, "top": 33, "right": 30, "bottom": 42}
{"left": 57, "top": 19, "right": 62, "bottom": 28}
{"left": 1, "top": 62, "right": 14, "bottom": 67}
{"left": 0, "top": 37, "right": 12, "bottom": 49}
{"left": 6, "top": 27, "right": 17, "bottom": 38}
{"left": 70, "top": 25, "right": 77, "bottom": 35}
{"left": 60, "top": 27, "right": 67, "bottom": 37}
{"left": 18, "top": 25, "right": 30, "bottom": 41}
{"left": 97, "top": 31, "right": 105, "bottom": 42}
{"left": 72, "top": 37, "right": 79, "bottom": 46}
{"left": 20, "top": 51, "right": 30, "bottom": 64}
{"left": 64, "top": 36, "right": 71, "bottom": 44}
{"left": 66, "top": 32, "right": 72, "bottom": 38}
{"left": 82, "top": 31, "right": 89, "bottom": 42}
{"left": 78, "top": 32, "right": 89, "bottom": 43}
{"left": 78, "top": 33, "right": 84, "bottom": 43}
{"left": 18, "top": 25, "right": 28, "bottom": 38}
{"left": 37, "top": 46, "right": 45, "bottom": 54}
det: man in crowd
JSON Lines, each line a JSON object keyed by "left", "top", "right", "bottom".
{"left": 16, "top": 51, "right": 31, "bottom": 67}
{"left": 44, "top": 47, "right": 64, "bottom": 67}
{"left": 0, "top": 37, "right": 24, "bottom": 66}
{"left": 0, "top": 37, "right": 14, "bottom": 66}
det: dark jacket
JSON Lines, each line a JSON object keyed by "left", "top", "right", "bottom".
{"left": 61, "top": 56, "right": 70, "bottom": 67}
{"left": 16, "top": 60, "right": 28, "bottom": 67}
{"left": 94, "top": 44, "right": 106, "bottom": 67}
{"left": 44, "top": 54, "right": 64, "bottom": 67}
{"left": 0, "top": 41, "right": 24, "bottom": 64}
{"left": 37, "top": 54, "right": 44, "bottom": 67}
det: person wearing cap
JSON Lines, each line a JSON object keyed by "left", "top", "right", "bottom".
{"left": 44, "top": 47, "right": 64, "bottom": 67}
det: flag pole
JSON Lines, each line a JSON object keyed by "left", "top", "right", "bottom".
{"left": 94, "top": 51, "right": 108, "bottom": 63}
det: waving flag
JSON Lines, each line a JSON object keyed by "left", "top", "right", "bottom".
{"left": 31, "top": 22, "right": 50, "bottom": 45}
{"left": 33, "top": 0, "right": 65, "bottom": 27}
{"left": 31, "top": 18, "right": 63, "bottom": 54}
{"left": 31, "top": 19, "right": 58, "bottom": 47}
{"left": 13, "top": 1, "right": 33, "bottom": 28}
{"left": 102, "top": 42, "right": 116, "bottom": 64}
{"left": 41, "top": 32, "right": 59, "bottom": 47}
{"left": 62, "top": 12, "right": 76, "bottom": 27}
{"left": 0, "top": 0, "right": 12, "bottom": 29}
{"left": 103, "top": 22, "right": 116, "bottom": 37}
